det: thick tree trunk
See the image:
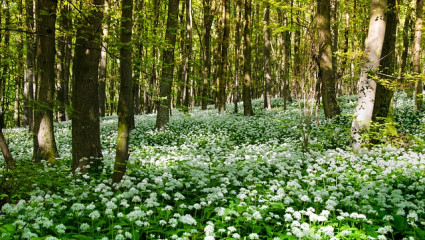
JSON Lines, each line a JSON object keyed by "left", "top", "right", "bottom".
{"left": 351, "top": 0, "right": 387, "bottom": 152}
{"left": 33, "top": 0, "right": 59, "bottom": 163}
{"left": 72, "top": 0, "right": 104, "bottom": 172}
{"left": 23, "top": 0, "right": 35, "bottom": 130}
{"left": 201, "top": 0, "right": 214, "bottom": 110}
{"left": 113, "top": 0, "right": 133, "bottom": 183}
{"left": 99, "top": 0, "right": 109, "bottom": 118}
{"left": 414, "top": 0, "right": 423, "bottom": 110}
{"left": 318, "top": 0, "right": 340, "bottom": 118}
{"left": 372, "top": 0, "right": 396, "bottom": 121}
{"left": 263, "top": 2, "right": 271, "bottom": 110}
{"left": 242, "top": 0, "right": 253, "bottom": 116}
{"left": 155, "top": 0, "right": 179, "bottom": 130}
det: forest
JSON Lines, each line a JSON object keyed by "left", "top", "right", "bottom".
{"left": 0, "top": 0, "right": 425, "bottom": 239}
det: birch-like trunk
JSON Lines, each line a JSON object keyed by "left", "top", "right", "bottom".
{"left": 351, "top": 0, "right": 387, "bottom": 152}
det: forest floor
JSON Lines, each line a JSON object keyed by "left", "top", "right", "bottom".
{"left": 1, "top": 94, "right": 425, "bottom": 240}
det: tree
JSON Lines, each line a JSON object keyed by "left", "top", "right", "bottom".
{"left": 72, "top": 0, "right": 104, "bottom": 172}
{"left": 23, "top": 0, "right": 35, "bottom": 130}
{"left": 155, "top": 0, "right": 180, "bottom": 130}
{"left": 113, "top": 0, "right": 133, "bottom": 183}
{"left": 372, "top": 0, "right": 397, "bottom": 121}
{"left": 33, "top": 0, "right": 59, "bottom": 163}
{"left": 234, "top": 0, "right": 242, "bottom": 113}
{"left": 183, "top": 0, "right": 193, "bottom": 112}
{"left": 0, "top": 113, "right": 14, "bottom": 169}
{"left": 99, "top": 0, "right": 110, "bottom": 118}
{"left": 201, "top": 0, "right": 215, "bottom": 110}
{"left": 217, "top": 0, "right": 230, "bottom": 113}
{"left": 317, "top": 0, "right": 340, "bottom": 118}
{"left": 351, "top": 0, "right": 387, "bottom": 152}
{"left": 414, "top": 0, "right": 423, "bottom": 110}
{"left": 263, "top": 2, "right": 271, "bottom": 110}
{"left": 242, "top": 0, "right": 253, "bottom": 116}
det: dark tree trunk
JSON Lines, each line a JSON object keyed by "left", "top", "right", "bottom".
{"left": 234, "top": 0, "right": 241, "bottom": 113}
{"left": 155, "top": 0, "right": 179, "bottom": 130}
{"left": 400, "top": 7, "right": 412, "bottom": 77}
{"left": 263, "top": 2, "right": 271, "bottom": 110}
{"left": 242, "top": 0, "right": 253, "bottom": 116}
{"left": 201, "top": 0, "right": 214, "bottom": 110}
{"left": 372, "top": 0, "right": 397, "bottom": 121}
{"left": 33, "top": 0, "right": 59, "bottom": 163}
{"left": 0, "top": 128, "right": 14, "bottom": 169}
{"left": 217, "top": 0, "right": 229, "bottom": 113}
{"left": 113, "top": 0, "right": 133, "bottom": 183}
{"left": 72, "top": 0, "right": 104, "bottom": 172}
{"left": 318, "top": 0, "right": 340, "bottom": 118}
{"left": 183, "top": 0, "right": 193, "bottom": 112}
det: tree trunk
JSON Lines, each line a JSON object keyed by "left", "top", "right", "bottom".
{"left": 0, "top": 129, "right": 14, "bottom": 169}
{"left": 23, "top": 0, "right": 35, "bottom": 130}
{"left": 155, "top": 0, "right": 179, "bottom": 130}
{"left": 234, "top": 0, "right": 241, "bottom": 113}
{"left": 372, "top": 0, "right": 396, "bottom": 121}
{"left": 263, "top": 2, "right": 271, "bottom": 110}
{"left": 183, "top": 0, "right": 193, "bottom": 112}
{"left": 414, "top": 0, "right": 423, "bottom": 110}
{"left": 72, "top": 0, "right": 104, "bottom": 172}
{"left": 242, "top": 0, "right": 253, "bottom": 116}
{"left": 201, "top": 0, "right": 214, "bottom": 110}
{"left": 351, "top": 0, "right": 387, "bottom": 152}
{"left": 217, "top": 0, "right": 229, "bottom": 113}
{"left": 113, "top": 0, "right": 133, "bottom": 183}
{"left": 400, "top": 7, "right": 412, "bottom": 77}
{"left": 99, "top": 0, "right": 109, "bottom": 118}
{"left": 33, "top": 0, "right": 59, "bottom": 163}
{"left": 318, "top": 0, "right": 340, "bottom": 118}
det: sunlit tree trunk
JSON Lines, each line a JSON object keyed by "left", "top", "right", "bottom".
{"left": 99, "top": 0, "right": 109, "bottom": 118}
{"left": 23, "top": 0, "right": 35, "bottom": 130}
{"left": 183, "top": 0, "right": 193, "bottom": 112}
{"left": 351, "top": 0, "right": 387, "bottom": 152}
{"left": 72, "top": 0, "right": 104, "bottom": 172}
{"left": 414, "top": 0, "right": 423, "bottom": 110}
{"left": 373, "top": 0, "right": 396, "bottom": 121}
{"left": 242, "top": 0, "right": 253, "bottom": 116}
{"left": 0, "top": 129, "right": 14, "bottom": 169}
{"left": 33, "top": 0, "right": 59, "bottom": 163}
{"left": 318, "top": 0, "right": 340, "bottom": 118}
{"left": 113, "top": 0, "right": 133, "bottom": 183}
{"left": 263, "top": 2, "right": 271, "bottom": 110}
{"left": 156, "top": 0, "right": 179, "bottom": 130}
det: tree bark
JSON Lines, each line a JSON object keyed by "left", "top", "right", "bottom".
{"left": 23, "top": 0, "right": 35, "bottom": 130}
{"left": 183, "top": 0, "right": 193, "bottom": 112}
{"left": 414, "top": 0, "right": 424, "bottom": 110}
{"left": 351, "top": 0, "right": 387, "bottom": 152}
{"left": 113, "top": 0, "right": 133, "bottom": 183}
{"left": 242, "top": 0, "right": 253, "bottom": 116}
{"left": 72, "top": 0, "right": 104, "bottom": 172}
{"left": 372, "top": 0, "right": 397, "bottom": 121}
{"left": 234, "top": 0, "right": 241, "bottom": 113}
{"left": 0, "top": 129, "right": 14, "bottom": 169}
{"left": 217, "top": 0, "right": 229, "bottom": 113}
{"left": 201, "top": 0, "right": 214, "bottom": 110}
{"left": 263, "top": 2, "right": 271, "bottom": 110}
{"left": 99, "top": 0, "right": 109, "bottom": 118}
{"left": 400, "top": 7, "right": 412, "bottom": 77}
{"left": 155, "top": 0, "right": 179, "bottom": 130}
{"left": 33, "top": 0, "right": 59, "bottom": 163}
{"left": 318, "top": 0, "right": 340, "bottom": 118}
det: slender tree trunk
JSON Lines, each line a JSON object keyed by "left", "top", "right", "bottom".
{"left": 147, "top": 0, "right": 160, "bottom": 114}
{"left": 24, "top": 0, "right": 35, "bottom": 130}
{"left": 351, "top": 0, "right": 387, "bottom": 152}
{"left": 183, "top": 0, "right": 193, "bottom": 112}
{"left": 318, "top": 0, "right": 340, "bottom": 118}
{"left": 372, "top": 0, "right": 396, "bottom": 121}
{"left": 33, "top": 0, "right": 59, "bottom": 163}
{"left": 217, "top": 0, "right": 229, "bottom": 113}
{"left": 414, "top": 0, "right": 423, "bottom": 110}
{"left": 201, "top": 0, "right": 214, "bottom": 110}
{"left": 99, "top": 0, "right": 109, "bottom": 118}
{"left": 263, "top": 2, "right": 271, "bottom": 110}
{"left": 242, "top": 0, "right": 253, "bottom": 116}
{"left": 155, "top": 0, "right": 179, "bottom": 130}
{"left": 113, "top": 0, "right": 133, "bottom": 183}
{"left": 400, "top": 7, "right": 412, "bottom": 77}
{"left": 234, "top": 0, "right": 241, "bottom": 113}
{"left": 72, "top": 0, "right": 104, "bottom": 172}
